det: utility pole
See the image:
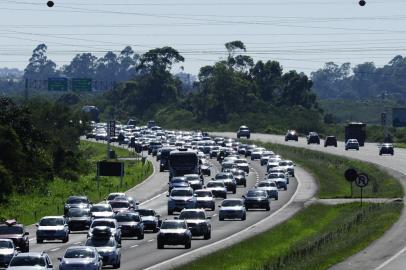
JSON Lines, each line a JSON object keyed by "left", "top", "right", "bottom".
{"left": 381, "top": 91, "right": 389, "bottom": 142}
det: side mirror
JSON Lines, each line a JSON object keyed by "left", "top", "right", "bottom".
{"left": 156, "top": 214, "right": 161, "bottom": 218}
{"left": 57, "top": 258, "right": 62, "bottom": 262}
{"left": 206, "top": 217, "right": 211, "bottom": 219}
{"left": 218, "top": 205, "right": 221, "bottom": 208}
{"left": 242, "top": 195, "right": 246, "bottom": 199}
{"left": 35, "top": 224, "right": 39, "bottom": 227}
{"left": 24, "top": 232, "right": 29, "bottom": 235}
{"left": 117, "top": 244, "right": 122, "bottom": 248}
{"left": 166, "top": 194, "right": 170, "bottom": 197}
{"left": 135, "top": 201, "right": 140, "bottom": 205}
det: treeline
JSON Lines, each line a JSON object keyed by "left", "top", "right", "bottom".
{"left": 311, "top": 56, "right": 406, "bottom": 101}
{"left": 98, "top": 41, "right": 323, "bottom": 133}
{"left": 0, "top": 96, "right": 89, "bottom": 202}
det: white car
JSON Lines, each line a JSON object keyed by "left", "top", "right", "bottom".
{"left": 195, "top": 189, "right": 216, "bottom": 211}
{"left": 260, "top": 151, "right": 275, "bottom": 166}
{"left": 278, "top": 160, "right": 295, "bottom": 176}
{"left": 0, "top": 239, "right": 17, "bottom": 267}
{"left": 267, "top": 172, "right": 288, "bottom": 190}
{"left": 256, "top": 181, "right": 279, "bottom": 200}
{"left": 234, "top": 158, "right": 249, "bottom": 173}
{"left": 251, "top": 147, "right": 266, "bottom": 160}
{"left": 206, "top": 181, "right": 227, "bottom": 199}
{"left": 266, "top": 157, "right": 282, "bottom": 172}
{"left": 268, "top": 167, "right": 290, "bottom": 184}
{"left": 346, "top": 139, "right": 360, "bottom": 151}
{"left": 90, "top": 204, "right": 115, "bottom": 219}
{"left": 219, "top": 199, "right": 246, "bottom": 221}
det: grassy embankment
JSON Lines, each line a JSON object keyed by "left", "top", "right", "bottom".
{"left": 0, "top": 141, "right": 153, "bottom": 225}
{"left": 177, "top": 203, "right": 402, "bottom": 270}
{"left": 176, "top": 142, "right": 403, "bottom": 270}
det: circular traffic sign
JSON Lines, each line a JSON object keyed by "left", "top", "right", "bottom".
{"left": 355, "top": 173, "right": 369, "bottom": 188}
{"left": 344, "top": 168, "right": 358, "bottom": 182}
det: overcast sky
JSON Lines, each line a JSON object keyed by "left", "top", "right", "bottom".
{"left": 0, "top": 0, "right": 405, "bottom": 75}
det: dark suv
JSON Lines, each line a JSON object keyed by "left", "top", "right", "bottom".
{"left": 0, "top": 220, "right": 29, "bottom": 252}
{"left": 285, "top": 130, "right": 298, "bottom": 141}
{"left": 237, "top": 126, "right": 251, "bottom": 139}
{"left": 307, "top": 132, "right": 320, "bottom": 145}
{"left": 379, "top": 143, "right": 394, "bottom": 155}
{"left": 324, "top": 136, "right": 337, "bottom": 147}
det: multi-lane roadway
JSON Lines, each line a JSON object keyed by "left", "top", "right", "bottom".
{"left": 213, "top": 132, "right": 406, "bottom": 270}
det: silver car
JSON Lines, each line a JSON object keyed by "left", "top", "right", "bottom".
{"left": 0, "top": 239, "right": 17, "bottom": 268}
{"left": 206, "top": 181, "right": 227, "bottom": 199}
{"left": 179, "top": 209, "right": 211, "bottom": 239}
{"left": 219, "top": 199, "right": 246, "bottom": 221}
{"left": 167, "top": 188, "right": 197, "bottom": 215}
{"left": 256, "top": 181, "right": 279, "bottom": 200}
{"left": 58, "top": 246, "right": 102, "bottom": 270}
{"left": 85, "top": 237, "right": 121, "bottom": 268}
{"left": 195, "top": 189, "right": 216, "bottom": 211}
{"left": 7, "top": 252, "right": 54, "bottom": 270}
{"left": 36, "top": 216, "right": 69, "bottom": 243}
{"left": 267, "top": 172, "right": 288, "bottom": 190}
{"left": 90, "top": 204, "right": 114, "bottom": 220}
{"left": 88, "top": 219, "right": 122, "bottom": 244}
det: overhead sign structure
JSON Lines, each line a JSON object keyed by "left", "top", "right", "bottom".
{"left": 48, "top": 77, "right": 68, "bottom": 91}
{"left": 72, "top": 78, "right": 92, "bottom": 92}
{"left": 97, "top": 161, "right": 124, "bottom": 177}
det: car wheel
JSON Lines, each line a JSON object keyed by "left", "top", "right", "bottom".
{"left": 113, "top": 258, "right": 121, "bottom": 269}
{"left": 63, "top": 235, "right": 69, "bottom": 243}
{"left": 242, "top": 214, "right": 246, "bottom": 221}
{"left": 168, "top": 208, "right": 173, "bottom": 215}
{"left": 157, "top": 241, "right": 164, "bottom": 249}
{"left": 275, "top": 196, "right": 279, "bottom": 200}
{"left": 204, "top": 231, "right": 211, "bottom": 240}
{"left": 139, "top": 233, "right": 144, "bottom": 240}
{"left": 219, "top": 216, "right": 224, "bottom": 221}
{"left": 284, "top": 186, "right": 287, "bottom": 191}
{"left": 244, "top": 182, "right": 247, "bottom": 187}
{"left": 266, "top": 206, "right": 270, "bottom": 211}
{"left": 159, "top": 167, "right": 164, "bottom": 172}
{"left": 233, "top": 188, "right": 236, "bottom": 194}
{"left": 153, "top": 227, "right": 159, "bottom": 233}
{"left": 211, "top": 205, "right": 215, "bottom": 211}
{"left": 379, "top": 152, "right": 382, "bottom": 156}
{"left": 185, "top": 241, "right": 191, "bottom": 249}
{"left": 37, "top": 238, "right": 43, "bottom": 244}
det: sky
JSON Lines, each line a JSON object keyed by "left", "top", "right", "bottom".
{"left": 0, "top": 0, "right": 405, "bottom": 76}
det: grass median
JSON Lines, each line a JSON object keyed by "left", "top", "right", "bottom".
{"left": 0, "top": 141, "right": 153, "bottom": 225}
{"left": 252, "top": 141, "right": 403, "bottom": 199}
{"left": 176, "top": 203, "right": 402, "bottom": 270}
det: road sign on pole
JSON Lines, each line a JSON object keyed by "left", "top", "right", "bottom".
{"left": 108, "top": 121, "right": 116, "bottom": 137}
{"left": 355, "top": 173, "right": 369, "bottom": 207}
{"left": 344, "top": 168, "right": 358, "bottom": 197}
{"left": 48, "top": 77, "right": 68, "bottom": 91}
{"left": 72, "top": 78, "right": 92, "bottom": 92}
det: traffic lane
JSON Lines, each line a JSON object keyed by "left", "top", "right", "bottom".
{"left": 213, "top": 132, "right": 406, "bottom": 175}
{"left": 25, "top": 152, "right": 166, "bottom": 259}
{"left": 117, "top": 159, "right": 297, "bottom": 270}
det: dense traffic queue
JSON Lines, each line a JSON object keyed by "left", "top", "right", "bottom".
{"left": 0, "top": 123, "right": 295, "bottom": 269}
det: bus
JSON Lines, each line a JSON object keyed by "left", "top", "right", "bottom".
{"left": 345, "top": 122, "right": 366, "bottom": 146}
{"left": 168, "top": 149, "right": 200, "bottom": 181}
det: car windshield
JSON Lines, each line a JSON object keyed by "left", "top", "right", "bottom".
{"left": 107, "top": 194, "right": 123, "bottom": 201}
{"left": 171, "top": 189, "right": 193, "bottom": 196}
{"left": 64, "top": 249, "right": 95, "bottom": 259}
{"left": 91, "top": 221, "right": 114, "bottom": 228}
{"left": 215, "top": 174, "right": 229, "bottom": 179}
{"left": 0, "top": 240, "right": 13, "bottom": 249}
{"left": 269, "top": 159, "right": 279, "bottom": 163}
{"left": 86, "top": 238, "right": 115, "bottom": 247}
{"left": 195, "top": 191, "right": 212, "bottom": 197}
{"left": 234, "top": 160, "right": 246, "bottom": 164}
{"left": 67, "top": 197, "right": 87, "bottom": 204}
{"left": 258, "top": 182, "right": 271, "bottom": 187}
{"left": 268, "top": 173, "right": 284, "bottom": 179}
{"left": 279, "top": 162, "right": 288, "bottom": 166}
{"left": 171, "top": 179, "right": 187, "bottom": 184}
{"left": 207, "top": 182, "right": 224, "bottom": 188}
{"left": 136, "top": 209, "right": 155, "bottom": 216}
{"left": 110, "top": 201, "right": 130, "bottom": 208}
{"left": 0, "top": 226, "right": 23, "bottom": 234}
{"left": 222, "top": 200, "right": 242, "bottom": 207}
{"left": 115, "top": 214, "right": 140, "bottom": 222}
{"left": 179, "top": 211, "right": 205, "bottom": 220}
{"left": 39, "top": 218, "right": 64, "bottom": 226}
{"left": 68, "top": 208, "right": 90, "bottom": 217}
{"left": 161, "top": 221, "right": 186, "bottom": 229}
{"left": 9, "top": 256, "right": 46, "bottom": 267}
{"left": 185, "top": 175, "right": 199, "bottom": 181}
{"left": 91, "top": 205, "right": 112, "bottom": 212}
{"left": 247, "top": 190, "right": 267, "bottom": 197}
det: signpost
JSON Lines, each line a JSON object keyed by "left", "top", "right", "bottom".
{"left": 344, "top": 168, "right": 358, "bottom": 197}
{"left": 48, "top": 77, "right": 68, "bottom": 91}
{"left": 107, "top": 121, "right": 116, "bottom": 159}
{"left": 72, "top": 78, "right": 92, "bottom": 92}
{"left": 355, "top": 173, "right": 369, "bottom": 206}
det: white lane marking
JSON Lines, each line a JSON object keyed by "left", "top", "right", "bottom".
{"left": 50, "top": 248, "right": 60, "bottom": 252}
{"left": 29, "top": 238, "right": 36, "bottom": 241}
{"left": 145, "top": 165, "right": 302, "bottom": 270}
{"left": 130, "top": 244, "right": 139, "bottom": 248}
{"left": 374, "top": 246, "right": 406, "bottom": 270}
{"left": 147, "top": 239, "right": 154, "bottom": 242}
{"left": 140, "top": 192, "right": 165, "bottom": 206}
{"left": 212, "top": 214, "right": 217, "bottom": 217}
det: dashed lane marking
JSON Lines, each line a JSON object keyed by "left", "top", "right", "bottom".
{"left": 50, "top": 248, "right": 60, "bottom": 252}
{"left": 130, "top": 244, "right": 139, "bottom": 248}
{"left": 148, "top": 239, "right": 154, "bottom": 242}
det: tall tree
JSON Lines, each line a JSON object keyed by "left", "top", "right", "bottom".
{"left": 24, "top": 44, "right": 57, "bottom": 79}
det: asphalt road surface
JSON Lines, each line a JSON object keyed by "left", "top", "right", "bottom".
{"left": 23, "top": 142, "right": 299, "bottom": 270}
{"left": 212, "top": 132, "right": 406, "bottom": 270}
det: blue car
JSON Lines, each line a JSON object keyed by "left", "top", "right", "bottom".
{"left": 59, "top": 246, "right": 103, "bottom": 270}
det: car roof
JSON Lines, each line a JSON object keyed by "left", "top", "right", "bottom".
{"left": 171, "top": 187, "right": 193, "bottom": 191}
{"left": 223, "top": 198, "right": 243, "bottom": 202}
{"left": 66, "top": 245, "right": 96, "bottom": 251}
{"left": 92, "top": 218, "right": 116, "bottom": 222}
{"left": 181, "top": 209, "right": 205, "bottom": 213}
{"left": 15, "top": 252, "right": 45, "bottom": 257}
{"left": 41, "top": 216, "right": 65, "bottom": 219}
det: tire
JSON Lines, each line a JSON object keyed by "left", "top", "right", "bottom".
{"left": 168, "top": 208, "right": 173, "bottom": 215}
{"left": 247, "top": 136, "right": 250, "bottom": 139}
{"left": 37, "top": 238, "right": 43, "bottom": 244}
{"left": 219, "top": 216, "right": 224, "bottom": 221}
{"left": 284, "top": 186, "right": 287, "bottom": 191}
{"left": 242, "top": 214, "right": 246, "bottom": 221}
{"left": 211, "top": 205, "right": 215, "bottom": 211}
{"left": 159, "top": 167, "right": 163, "bottom": 172}
{"left": 223, "top": 194, "right": 227, "bottom": 199}
{"left": 204, "top": 231, "right": 211, "bottom": 240}
{"left": 233, "top": 188, "right": 236, "bottom": 194}
{"left": 113, "top": 258, "right": 121, "bottom": 269}
{"left": 153, "top": 227, "right": 159, "bottom": 233}
{"left": 237, "top": 135, "right": 240, "bottom": 139}
{"left": 157, "top": 241, "right": 164, "bottom": 249}
{"left": 275, "top": 196, "right": 279, "bottom": 201}
{"left": 295, "top": 138, "right": 298, "bottom": 141}
{"left": 185, "top": 241, "right": 191, "bottom": 249}
{"left": 379, "top": 152, "right": 382, "bottom": 156}
{"left": 244, "top": 182, "right": 247, "bottom": 188}
{"left": 266, "top": 206, "right": 270, "bottom": 211}
{"left": 63, "top": 235, "right": 69, "bottom": 243}
{"left": 138, "top": 233, "right": 144, "bottom": 240}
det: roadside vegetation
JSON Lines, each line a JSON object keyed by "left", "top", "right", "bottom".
{"left": 0, "top": 141, "right": 153, "bottom": 225}
{"left": 252, "top": 141, "right": 403, "bottom": 199}
{"left": 176, "top": 203, "right": 402, "bottom": 270}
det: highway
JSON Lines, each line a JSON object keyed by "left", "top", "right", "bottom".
{"left": 212, "top": 132, "right": 406, "bottom": 270}
{"left": 23, "top": 141, "right": 300, "bottom": 270}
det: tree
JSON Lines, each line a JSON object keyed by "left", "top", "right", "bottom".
{"left": 62, "top": 53, "right": 97, "bottom": 78}
{"left": 138, "top": 47, "right": 184, "bottom": 73}
{"left": 117, "top": 46, "right": 139, "bottom": 81}
{"left": 24, "top": 44, "right": 57, "bottom": 79}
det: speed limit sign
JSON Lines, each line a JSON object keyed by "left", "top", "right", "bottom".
{"left": 355, "top": 173, "right": 369, "bottom": 188}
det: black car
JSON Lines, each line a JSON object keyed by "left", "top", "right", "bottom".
{"left": 379, "top": 143, "right": 394, "bottom": 155}
{"left": 324, "top": 136, "right": 338, "bottom": 147}
{"left": 230, "top": 168, "right": 247, "bottom": 187}
{"left": 237, "top": 125, "right": 251, "bottom": 139}
{"left": 148, "top": 141, "right": 162, "bottom": 155}
{"left": 135, "top": 209, "right": 161, "bottom": 232}
{"left": 114, "top": 212, "right": 144, "bottom": 239}
{"left": 285, "top": 130, "right": 298, "bottom": 142}
{"left": 66, "top": 208, "right": 91, "bottom": 231}
{"left": 64, "top": 196, "right": 92, "bottom": 215}
{"left": 307, "top": 132, "right": 320, "bottom": 144}
{"left": 0, "top": 220, "right": 29, "bottom": 252}
{"left": 243, "top": 189, "right": 270, "bottom": 211}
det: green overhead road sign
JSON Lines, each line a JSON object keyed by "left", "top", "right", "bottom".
{"left": 48, "top": 77, "right": 68, "bottom": 91}
{"left": 72, "top": 78, "right": 92, "bottom": 92}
